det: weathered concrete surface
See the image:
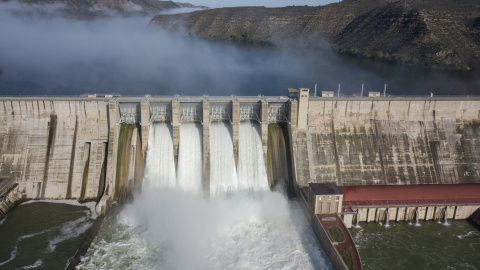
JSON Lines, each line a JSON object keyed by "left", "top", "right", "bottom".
{"left": 306, "top": 99, "right": 480, "bottom": 187}
{"left": 0, "top": 100, "right": 109, "bottom": 200}
{"left": 266, "top": 123, "right": 293, "bottom": 192}
{"left": 352, "top": 205, "right": 480, "bottom": 223}
{"left": 203, "top": 101, "right": 210, "bottom": 197}
{"left": 0, "top": 184, "right": 23, "bottom": 220}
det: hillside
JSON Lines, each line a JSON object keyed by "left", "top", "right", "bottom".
{"left": 151, "top": 0, "right": 480, "bottom": 70}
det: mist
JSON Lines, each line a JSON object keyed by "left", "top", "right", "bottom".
{"left": 0, "top": 1, "right": 478, "bottom": 97}
{"left": 78, "top": 189, "right": 332, "bottom": 270}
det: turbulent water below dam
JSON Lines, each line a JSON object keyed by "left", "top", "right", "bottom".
{"left": 350, "top": 221, "right": 480, "bottom": 270}
{"left": 76, "top": 121, "right": 333, "bottom": 269}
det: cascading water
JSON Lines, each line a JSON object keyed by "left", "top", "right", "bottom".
{"left": 415, "top": 209, "right": 421, "bottom": 226}
{"left": 77, "top": 120, "right": 333, "bottom": 270}
{"left": 143, "top": 123, "right": 176, "bottom": 188}
{"left": 385, "top": 209, "right": 390, "bottom": 228}
{"left": 442, "top": 208, "right": 450, "bottom": 226}
{"left": 177, "top": 123, "right": 203, "bottom": 194}
{"left": 237, "top": 121, "right": 269, "bottom": 191}
{"left": 209, "top": 121, "right": 238, "bottom": 195}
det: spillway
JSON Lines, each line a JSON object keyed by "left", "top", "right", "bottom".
{"left": 177, "top": 123, "right": 203, "bottom": 193}
{"left": 237, "top": 121, "right": 269, "bottom": 191}
{"left": 177, "top": 123, "right": 203, "bottom": 194}
{"left": 77, "top": 119, "right": 333, "bottom": 270}
{"left": 209, "top": 121, "right": 239, "bottom": 195}
{"left": 143, "top": 123, "right": 176, "bottom": 188}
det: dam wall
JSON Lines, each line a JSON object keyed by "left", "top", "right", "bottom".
{"left": 296, "top": 98, "right": 480, "bottom": 187}
{"left": 0, "top": 98, "right": 110, "bottom": 201}
{"left": 2, "top": 95, "right": 480, "bottom": 217}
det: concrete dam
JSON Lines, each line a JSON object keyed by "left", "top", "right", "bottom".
{"left": 1, "top": 93, "right": 480, "bottom": 218}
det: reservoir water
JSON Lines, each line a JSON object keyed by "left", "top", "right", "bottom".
{"left": 0, "top": 2, "right": 478, "bottom": 97}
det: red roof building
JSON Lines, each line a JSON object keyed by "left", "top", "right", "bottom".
{"left": 339, "top": 184, "right": 480, "bottom": 207}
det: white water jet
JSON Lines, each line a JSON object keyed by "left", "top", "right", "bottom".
{"left": 177, "top": 123, "right": 203, "bottom": 194}
{"left": 237, "top": 121, "right": 269, "bottom": 191}
{"left": 442, "top": 208, "right": 450, "bottom": 226}
{"left": 209, "top": 122, "right": 238, "bottom": 195}
{"left": 354, "top": 211, "right": 361, "bottom": 228}
{"left": 415, "top": 209, "right": 421, "bottom": 227}
{"left": 385, "top": 209, "right": 390, "bottom": 228}
{"left": 143, "top": 123, "right": 176, "bottom": 188}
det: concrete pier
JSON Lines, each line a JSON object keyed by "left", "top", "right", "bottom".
{"left": 172, "top": 101, "right": 180, "bottom": 170}
{"left": 232, "top": 101, "right": 239, "bottom": 167}
{"left": 140, "top": 100, "right": 150, "bottom": 158}
{"left": 202, "top": 100, "right": 210, "bottom": 197}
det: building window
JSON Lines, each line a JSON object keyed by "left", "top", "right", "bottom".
{"left": 327, "top": 202, "right": 331, "bottom": 212}
{"left": 336, "top": 196, "right": 340, "bottom": 200}
{"left": 328, "top": 195, "right": 331, "bottom": 200}
{"left": 318, "top": 196, "right": 323, "bottom": 200}
{"left": 335, "top": 202, "right": 339, "bottom": 213}
{"left": 318, "top": 202, "right": 323, "bottom": 213}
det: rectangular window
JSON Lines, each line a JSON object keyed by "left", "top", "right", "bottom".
{"left": 318, "top": 202, "right": 323, "bottom": 213}
{"left": 335, "top": 202, "right": 339, "bottom": 213}
{"left": 327, "top": 202, "right": 331, "bottom": 213}
{"left": 336, "top": 196, "right": 340, "bottom": 200}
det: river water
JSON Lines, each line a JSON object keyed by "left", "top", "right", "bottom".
{"left": 350, "top": 221, "right": 480, "bottom": 269}
{"left": 0, "top": 201, "right": 95, "bottom": 269}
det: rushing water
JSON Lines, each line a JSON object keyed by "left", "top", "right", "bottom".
{"left": 350, "top": 221, "right": 480, "bottom": 270}
{"left": 177, "top": 123, "right": 203, "bottom": 194}
{"left": 209, "top": 122, "right": 239, "bottom": 195}
{"left": 237, "top": 121, "right": 269, "bottom": 191}
{"left": 0, "top": 201, "right": 94, "bottom": 270}
{"left": 144, "top": 123, "right": 176, "bottom": 189}
{"left": 76, "top": 119, "right": 333, "bottom": 269}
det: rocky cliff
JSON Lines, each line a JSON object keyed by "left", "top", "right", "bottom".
{"left": 151, "top": 0, "right": 480, "bottom": 70}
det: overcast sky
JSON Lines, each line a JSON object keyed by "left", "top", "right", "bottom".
{"left": 182, "top": 0, "right": 340, "bottom": 8}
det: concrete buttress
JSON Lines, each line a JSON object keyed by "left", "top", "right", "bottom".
{"left": 172, "top": 100, "right": 180, "bottom": 170}
{"left": 232, "top": 101, "right": 239, "bottom": 167}
{"left": 140, "top": 100, "right": 150, "bottom": 159}
{"left": 203, "top": 100, "right": 210, "bottom": 197}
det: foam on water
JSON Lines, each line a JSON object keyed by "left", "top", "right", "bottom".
{"left": 78, "top": 190, "right": 332, "bottom": 270}
{"left": 77, "top": 119, "right": 333, "bottom": 269}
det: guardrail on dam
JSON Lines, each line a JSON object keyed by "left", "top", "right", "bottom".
{"left": 1, "top": 93, "right": 480, "bottom": 216}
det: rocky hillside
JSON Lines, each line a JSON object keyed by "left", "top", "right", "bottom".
{"left": 151, "top": 0, "right": 480, "bottom": 70}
